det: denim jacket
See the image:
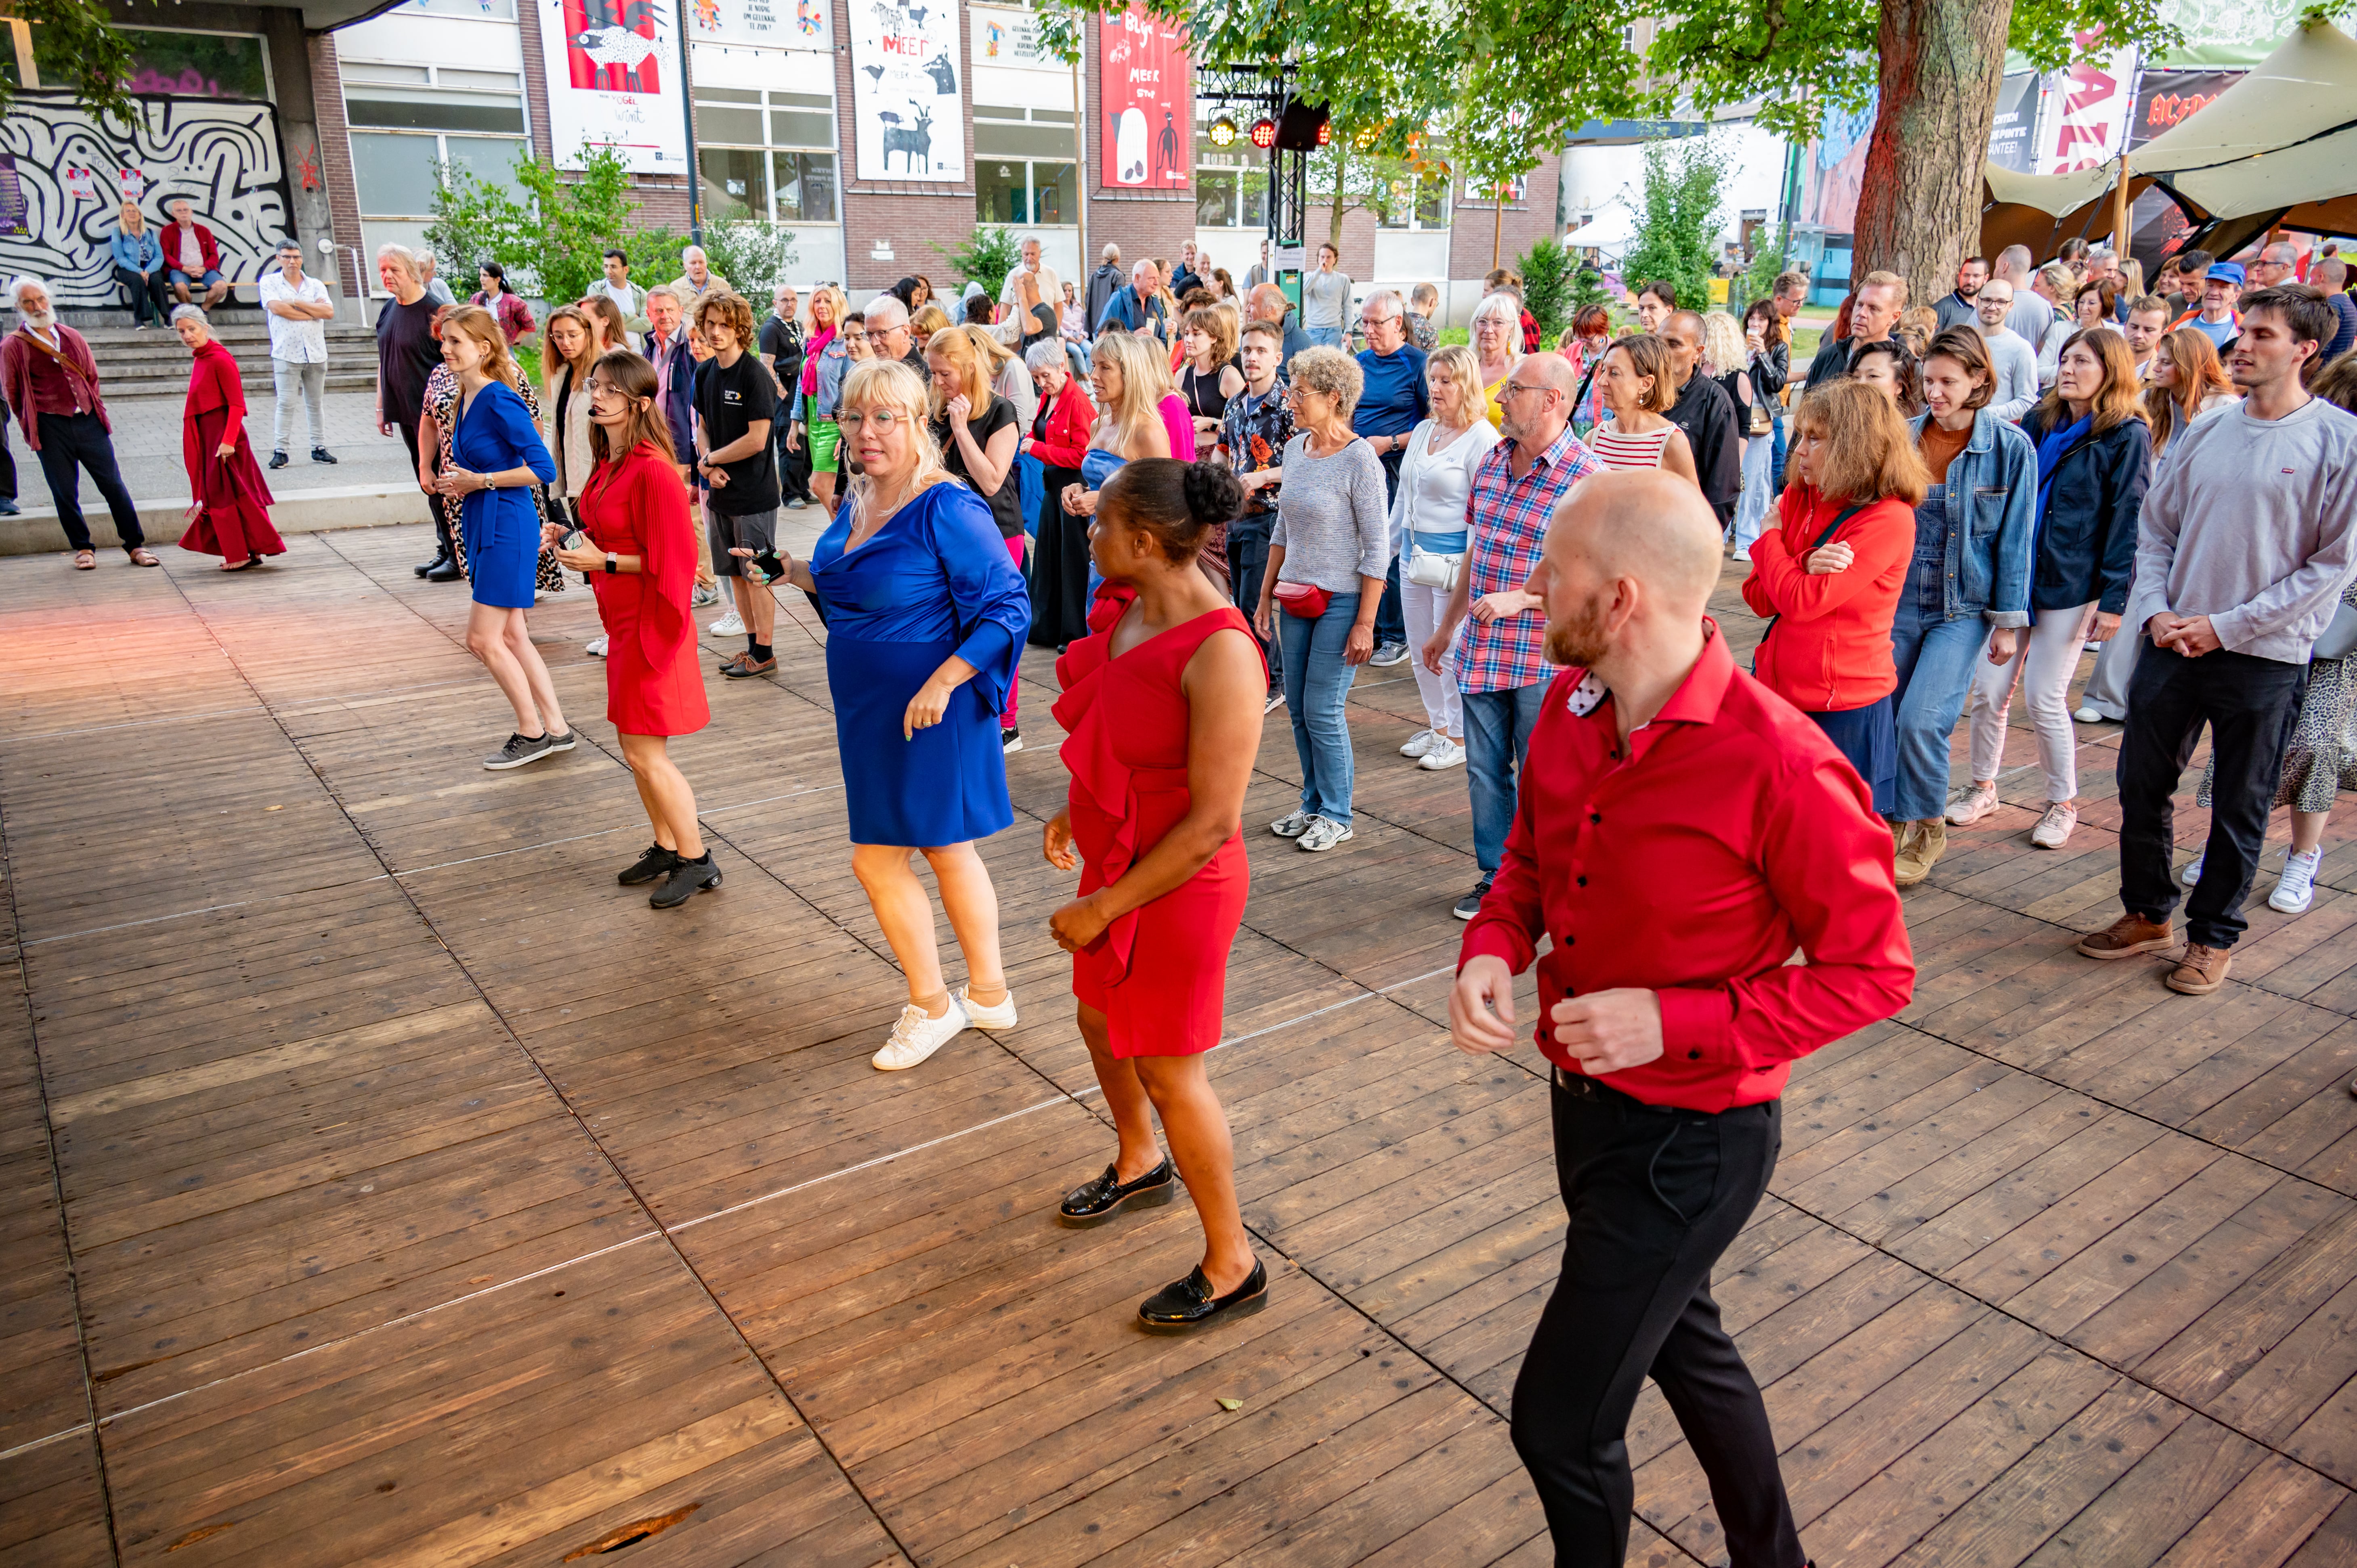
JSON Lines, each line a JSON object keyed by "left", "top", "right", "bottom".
{"left": 1908, "top": 406, "right": 2037, "bottom": 627}
{"left": 110, "top": 228, "right": 162, "bottom": 273}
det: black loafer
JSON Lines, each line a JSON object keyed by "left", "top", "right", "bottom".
{"left": 413, "top": 551, "right": 449, "bottom": 579}
{"left": 650, "top": 853, "right": 721, "bottom": 909}
{"left": 618, "top": 843, "right": 681, "bottom": 885}
{"left": 1058, "top": 1158, "right": 1175, "bottom": 1226}
{"left": 1139, "top": 1258, "right": 1268, "bottom": 1332}
{"left": 424, "top": 559, "right": 464, "bottom": 583}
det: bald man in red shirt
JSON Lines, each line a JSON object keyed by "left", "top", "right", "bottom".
{"left": 1452, "top": 470, "right": 1915, "bottom": 1568}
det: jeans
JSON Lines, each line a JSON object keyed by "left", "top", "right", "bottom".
{"left": 2117, "top": 644, "right": 2307, "bottom": 949}
{"left": 1511, "top": 1073, "right": 1802, "bottom": 1568}
{"left": 1277, "top": 590, "right": 1361, "bottom": 824}
{"left": 1888, "top": 562, "right": 1992, "bottom": 822}
{"left": 1398, "top": 578, "right": 1461, "bottom": 738}
{"left": 1770, "top": 408, "right": 1788, "bottom": 492}
{"left": 1967, "top": 602, "right": 2094, "bottom": 802}
{"left": 1732, "top": 428, "right": 1775, "bottom": 557}
{"left": 1464, "top": 681, "right": 1547, "bottom": 875}
{"left": 115, "top": 264, "right": 168, "bottom": 326}
{"left": 271, "top": 359, "right": 327, "bottom": 453}
{"left": 34, "top": 411, "right": 143, "bottom": 551}
{"left": 1305, "top": 325, "right": 1345, "bottom": 348}
{"left": 1226, "top": 512, "right": 1281, "bottom": 690}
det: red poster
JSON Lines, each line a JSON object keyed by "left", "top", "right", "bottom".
{"left": 565, "top": 0, "right": 665, "bottom": 94}
{"left": 1099, "top": 3, "right": 1188, "bottom": 189}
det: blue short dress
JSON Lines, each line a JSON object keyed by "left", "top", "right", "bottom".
{"left": 452, "top": 378, "right": 558, "bottom": 610}
{"left": 812, "top": 480, "right": 1032, "bottom": 847}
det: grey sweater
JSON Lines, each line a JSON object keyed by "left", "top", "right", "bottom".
{"left": 2127, "top": 395, "right": 2357, "bottom": 664}
{"left": 1271, "top": 434, "right": 1390, "bottom": 593}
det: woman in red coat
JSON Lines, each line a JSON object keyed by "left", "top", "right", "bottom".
{"left": 1043, "top": 457, "right": 1270, "bottom": 1331}
{"left": 1022, "top": 342, "right": 1098, "bottom": 647}
{"left": 545, "top": 350, "right": 717, "bottom": 910}
{"left": 1739, "top": 377, "right": 1925, "bottom": 817}
{"left": 172, "top": 306, "right": 283, "bottom": 570}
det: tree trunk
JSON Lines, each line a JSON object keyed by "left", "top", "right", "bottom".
{"left": 1329, "top": 144, "right": 1350, "bottom": 255}
{"left": 1852, "top": 0, "right": 2014, "bottom": 313}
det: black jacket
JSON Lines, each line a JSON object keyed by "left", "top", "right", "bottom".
{"left": 1085, "top": 264, "right": 1124, "bottom": 340}
{"left": 1803, "top": 331, "right": 1882, "bottom": 390}
{"left": 1750, "top": 337, "right": 1790, "bottom": 400}
{"left": 1666, "top": 368, "right": 1741, "bottom": 523}
{"left": 2021, "top": 407, "right": 2150, "bottom": 615}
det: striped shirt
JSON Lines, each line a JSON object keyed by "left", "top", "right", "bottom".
{"left": 1456, "top": 425, "right": 1602, "bottom": 694}
{"left": 1589, "top": 419, "right": 1674, "bottom": 472}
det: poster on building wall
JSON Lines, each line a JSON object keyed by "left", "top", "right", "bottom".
{"left": 689, "top": 0, "right": 829, "bottom": 52}
{"left": 2033, "top": 38, "right": 2139, "bottom": 173}
{"left": 1802, "top": 92, "right": 1874, "bottom": 233}
{"left": 2124, "top": 67, "right": 2242, "bottom": 272}
{"left": 1986, "top": 72, "right": 2042, "bottom": 173}
{"left": 851, "top": 0, "right": 964, "bottom": 182}
{"left": 1098, "top": 2, "right": 1187, "bottom": 189}
{"left": 535, "top": 0, "right": 689, "bottom": 173}
{"left": 970, "top": 3, "right": 1053, "bottom": 65}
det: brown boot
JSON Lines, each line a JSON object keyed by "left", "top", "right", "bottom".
{"left": 1893, "top": 819, "right": 1946, "bottom": 888}
{"left": 2166, "top": 943, "right": 2232, "bottom": 994}
{"left": 2076, "top": 913, "right": 2176, "bottom": 960}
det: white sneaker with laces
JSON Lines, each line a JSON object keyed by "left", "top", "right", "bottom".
{"left": 873, "top": 1000, "right": 969, "bottom": 1070}
{"left": 958, "top": 985, "right": 1018, "bottom": 1030}
{"left": 2030, "top": 801, "right": 2078, "bottom": 849}
{"left": 2271, "top": 848, "right": 2322, "bottom": 914}
{"left": 1263, "top": 690, "right": 1286, "bottom": 714}
{"left": 2074, "top": 705, "right": 2105, "bottom": 724}
{"left": 2181, "top": 851, "right": 2206, "bottom": 887}
{"left": 1297, "top": 815, "right": 1354, "bottom": 852}
{"left": 1946, "top": 781, "right": 1999, "bottom": 826}
{"left": 1400, "top": 728, "right": 1437, "bottom": 759}
{"left": 1419, "top": 738, "right": 1466, "bottom": 770}
{"left": 586, "top": 635, "right": 609, "bottom": 658}
{"left": 709, "top": 609, "right": 745, "bottom": 636}
{"left": 1270, "top": 810, "right": 1312, "bottom": 838}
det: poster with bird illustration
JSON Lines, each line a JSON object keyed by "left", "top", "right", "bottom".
{"left": 537, "top": 0, "right": 688, "bottom": 172}
{"left": 1098, "top": 2, "right": 1187, "bottom": 189}
{"left": 852, "top": 0, "right": 964, "bottom": 182}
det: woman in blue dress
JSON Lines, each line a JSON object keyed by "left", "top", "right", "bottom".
{"left": 779, "top": 359, "right": 1032, "bottom": 1072}
{"left": 434, "top": 305, "right": 567, "bottom": 770}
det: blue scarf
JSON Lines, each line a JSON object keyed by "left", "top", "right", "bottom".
{"left": 2032, "top": 412, "right": 2092, "bottom": 528}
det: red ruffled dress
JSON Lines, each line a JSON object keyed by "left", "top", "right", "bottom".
{"left": 1053, "top": 593, "right": 1261, "bottom": 1058}
{"left": 177, "top": 338, "right": 282, "bottom": 565}
{"left": 578, "top": 442, "right": 709, "bottom": 737}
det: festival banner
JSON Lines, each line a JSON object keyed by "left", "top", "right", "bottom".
{"left": 688, "top": 0, "right": 830, "bottom": 52}
{"left": 971, "top": 3, "right": 1054, "bottom": 66}
{"left": 2033, "top": 36, "right": 2139, "bottom": 174}
{"left": 2124, "top": 67, "right": 2244, "bottom": 273}
{"left": 851, "top": 0, "right": 964, "bottom": 182}
{"left": 1098, "top": 2, "right": 1188, "bottom": 189}
{"left": 535, "top": 0, "right": 689, "bottom": 172}
{"left": 1986, "top": 72, "right": 2042, "bottom": 174}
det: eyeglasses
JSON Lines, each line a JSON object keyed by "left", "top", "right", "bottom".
{"left": 837, "top": 409, "right": 903, "bottom": 431}
{"left": 841, "top": 329, "right": 868, "bottom": 340}
{"left": 1503, "top": 382, "right": 1556, "bottom": 399}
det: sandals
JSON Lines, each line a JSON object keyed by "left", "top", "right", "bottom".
{"left": 71, "top": 550, "right": 96, "bottom": 570}
{"left": 127, "top": 548, "right": 161, "bottom": 567}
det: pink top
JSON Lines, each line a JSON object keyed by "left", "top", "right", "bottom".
{"left": 1157, "top": 392, "right": 1197, "bottom": 461}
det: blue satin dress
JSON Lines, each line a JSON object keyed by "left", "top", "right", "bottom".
{"left": 451, "top": 379, "right": 558, "bottom": 610}
{"left": 812, "top": 481, "right": 1032, "bottom": 846}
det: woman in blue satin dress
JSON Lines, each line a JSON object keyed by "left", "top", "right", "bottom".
{"left": 433, "top": 304, "right": 567, "bottom": 770}
{"left": 1058, "top": 331, "right": 1174, "bottom": 616}
{"left": 780, "top": 359, "right": 1033, "bottom": 1073}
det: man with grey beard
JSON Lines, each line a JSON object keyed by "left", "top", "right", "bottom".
{"left": 0, "top": 277, "right": 153, "bottom": 566}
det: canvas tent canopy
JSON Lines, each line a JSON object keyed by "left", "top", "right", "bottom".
{"left": 1979, "top": 19, "right": 2357, "bottom": 262}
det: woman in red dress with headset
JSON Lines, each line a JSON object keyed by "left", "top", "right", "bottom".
{"left": 1044, "top": 458, "right": 1270, "bottom": 1330}
{"left": 546, "top": 350, "right": 716, "bottom": 911}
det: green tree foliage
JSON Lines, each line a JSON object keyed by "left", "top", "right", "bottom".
{"left": 1618, "top": 139, "right": 1728, "bottom": 327}
{"left": 1516, "top": 236, "right": 1575, "bottom": 344}
{"left": 0, "top": 0, "right": 141, "bottom": 119}
{"left": 935, "top": 224, "right": 1024, "bottom": 298}
{"left": 631, "top": 221, "right": 796, "bottom": 300}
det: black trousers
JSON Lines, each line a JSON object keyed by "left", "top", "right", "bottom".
{"left": 34, "top": 412, "right": 143, "bottom": 551}
{"left": 2116, "top": 639, "right": 2307, "bottom": 949}
{"left": 0, "top": 399, "right": 17, "bottom": 502}
{"left": 115, "top": 265, "right": 169, "bottom": 326}
{"left": 393, "top": 419, "right": 452, "bottom": 554}
{"left": 776, "top": 419, "right": 812, "bottom": 503}
{"left": 1512, "top": 1071, "right": 1802, "bottom": 1568}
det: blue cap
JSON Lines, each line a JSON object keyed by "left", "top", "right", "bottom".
{"left": 2208, "top": 261, "right": 2245, "bottom": 286}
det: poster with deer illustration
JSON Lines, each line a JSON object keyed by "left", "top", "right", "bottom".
{"left": 536, "top": 0, "right": 689, "bottom": 173}
{"left": 1098, "top": 2, "right": 1187, "bottom": 190}
{"left": 851, "top": 0, "right": 964, "bottom": 182}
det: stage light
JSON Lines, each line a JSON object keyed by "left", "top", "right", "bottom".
{"left": 1209, "top": 115, "right": 1238, "bottom": 148}
{"left": 1315, "top": 120, "right": 1331, "bottom": 147}
{"left": 1249, "top": 117, "right": 1278, "bottom": 149}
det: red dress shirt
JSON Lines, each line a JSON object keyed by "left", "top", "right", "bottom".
{"left": 1459, "top": 622, "right": 1915, "bottom": 1111}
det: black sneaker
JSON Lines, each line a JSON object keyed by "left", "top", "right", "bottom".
{"left": 483, "top": 731, "right": 557, "bottom": 770}
{"left": 268, "top": 451, "right": 290, "bottom": 470}
{"left": 1453, "top": 876, "right": 1493, "bottom": 921}
{"left": 617, "top": 843, "right": 681, "bottom": 885}
{"left": 650, "top": 853, "right": 721, "bottom": 909}
{"left": 311, "top": 447, "right": 338, "bottom": 465}
{"left": 1139, "top": 1257, "right": 1268, "bottom": 1332}
{"left": 1001, "top": 726, "right": 1023, "bottom": 754}
{"left": 1058, "top": 1158, "right": 1176, "bottom": 1226}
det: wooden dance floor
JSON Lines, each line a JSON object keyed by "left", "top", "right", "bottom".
{"left": 6, "top": 522, "right": 2357, "bottom": 1567}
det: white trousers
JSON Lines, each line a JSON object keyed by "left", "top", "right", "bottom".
{"left": 1967, "top": 602, "right": 2094, "bottom": 801}
{"left": 1399, "top": 577, "right": 1463, "bottom": 738}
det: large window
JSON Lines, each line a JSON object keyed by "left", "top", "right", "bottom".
{"left": 342, "top": 62, "right": 529, "bottom": 289}
{"left": 974, "top": 108, "right": 1076, "bottom": 227}
{"left": 1377, "top": 170, "right": 1451, "bottom": 230}
{"left": 695, "top": 88, "right": 837, "bottom": 226}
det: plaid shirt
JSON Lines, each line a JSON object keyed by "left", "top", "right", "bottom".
{"left": 1455, "top": 423, "right": 1602, "bottom": 694}
{"left": 1220, "top": 376, "right": 1295, "bottom": 516}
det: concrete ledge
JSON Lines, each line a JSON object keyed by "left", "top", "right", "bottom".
{"left": 1, "top": 485, "right": 432, "bottom": 556}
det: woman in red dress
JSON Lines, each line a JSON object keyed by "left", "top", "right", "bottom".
{"left": 545, "top": 350, "right": 717, "bottom": 911}
{"left": 172, "top": 306, "right": 283, "bottom": 570}
{"left": 1044, "top": 457, "right": 1271, "bottom": 1330}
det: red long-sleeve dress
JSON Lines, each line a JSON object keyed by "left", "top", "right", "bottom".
{"left": 177, "top": 339, "right": 282, "bottom": 564}
{"left": 1053, "top": 598, "right": 1260, "bottom": 1057}
{"left": 578, "top": 442, "right": 709, "bottom": 736}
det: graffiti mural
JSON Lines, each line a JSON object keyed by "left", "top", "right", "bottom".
{"left": 0, "top": 93, "right": 291, "bottom": 308}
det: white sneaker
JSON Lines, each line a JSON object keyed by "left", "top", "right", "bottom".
{"left": 1270, "top": 810, "right": 1312, "bottom": 838}
{"left": 1399, "top": 728, "right": 1438, "bottom": 759}
{"left": 2030, "top": 801, "right": 2078, "bottom": 849}
{"left": 1263, "top": 690, "right": 1286, "bottom": 714}
{"left": 873, "top": 1000, "right": 968, "bottom": 1070}
{"left": 692, "top": 583, "right": 720, "bottom": 608}
{"left": 2181, "top": 851, "right": 2206, "bottom": 887}
{"left": 958, "top": 985, "right": 1018, "bottom": 1029}
{"left": 1946, "top": 781, "right": 1999, "bottom": 826}
{"left": 709, "top": 609, "right": 745, "bottom": 636}
{"left": 2074, "top": 705, "right": 2104, "bottom": 724}
{"left": 2271, "top": 849, "right": 2322, "bottom": 914}
{"left": 1297, "top": 815, "right": 1354, "bottom": 852}
{"left": 1418, "top": 737, "right": 1466, "bottom": 770}
{"left": 585, "top": 635, "right": 609, "bottom": 658}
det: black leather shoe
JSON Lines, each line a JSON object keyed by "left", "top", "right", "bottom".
{"left": 1139, "top": 1258, "right": 1268, "bottom": 1332}
{"left": 268, "top": 450, "right": 290, "bottom": 470}
{"left": 414, "top": 550, "right": 451, "bottom": 579}
{"left": 311, "top": 447, "right": 338, "bottom": 465}
{"left": 424, "top": 558, "right": 464, "bottom": 583}
{"left": 1058, "top": 1158, "right": 1175, "bottom": 1226}
{"left": 650, "top": 853, "right": 721, "bottom": 909}
{"left": 618, "top": 843, "right": 680, "bottom": 885}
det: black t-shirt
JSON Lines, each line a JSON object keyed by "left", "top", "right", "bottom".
{"left": 934, "top": 392, "right": 1023, "bottom": 538}
{"left": 375, "top": 296, "right": 442, "bottom": 428}
{"left": 693, "top": 351, "right": 780, "bottom": 514}
{"left": 758, "top": 316, "right": 803, "bottom": 399}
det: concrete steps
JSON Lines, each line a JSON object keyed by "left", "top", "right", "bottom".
{"left": 59, "top": 309, "right": 380, "bottom": 402}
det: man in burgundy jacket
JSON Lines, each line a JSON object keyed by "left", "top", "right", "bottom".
{"left": 162, "top": 198, "right": 230, "bottom": 310}
{"left": 1451, "top": 469, "right": 1914, "bottom": 1568}
{"left": 2, "top": 277, "right": 153, "bottom": 566}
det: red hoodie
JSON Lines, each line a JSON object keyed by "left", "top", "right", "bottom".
{"left": 1739, "top": 484, "right": 1914, "bottom": 712}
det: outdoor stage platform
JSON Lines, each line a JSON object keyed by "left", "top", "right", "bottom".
{"left": 4, "top": 523, "right": 2357, "bottom": 1566}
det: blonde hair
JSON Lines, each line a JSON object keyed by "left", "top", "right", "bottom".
{"left": 808, "top": 284, "right": 848, "bottom": 332}
{"left": 440, "top": 304, "right": 524, "bottom": 392}
{"left": 119, "top": 202, "right": 145, "bottom": 233}
{"left": 924, "top": 325, "right": 995, "bottom": 415}
{"left": 1090, "top": 331, "right": 1172, "bottom": 450}
{"left": 961, "top": 322, "right": 1015, "bottom": 373}
{"left": 1426, "top": 343, "right": 1482, "bottom": 424}
{"left": 1792, "top": 377, "right": 1929, "bottom": 506}
{"left": 1698, "top": 310, "right": 1748, "bottom": 378}
{"left": 542, "top": 304, "right": 597, "bottom": 388}
{"left": 911, "top": 303, "right": 951, "bottom": 340}
{"left": 840, "top": 359, "right": 953, "bottom": 514}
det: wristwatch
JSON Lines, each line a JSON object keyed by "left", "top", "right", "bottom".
{"left": 604, "top": 553, "right": 618, "bottom": 574}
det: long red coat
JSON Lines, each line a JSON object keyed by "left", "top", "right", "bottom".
{"left": 178, "top": 339, "right": 282, "bottom": 564}
{"left": 579, "top": 442, "right": 709, "bottom": 737}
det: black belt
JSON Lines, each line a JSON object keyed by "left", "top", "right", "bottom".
{"left": 1551, "top": 1065, "right": 1678, "bottom": 1113}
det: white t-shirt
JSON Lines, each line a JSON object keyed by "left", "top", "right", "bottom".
{"left": 256, "top": 271, "right": 331, "bottom": 363}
